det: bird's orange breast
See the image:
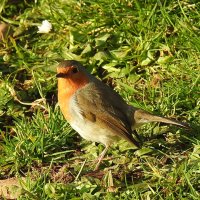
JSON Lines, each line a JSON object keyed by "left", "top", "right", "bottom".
{"left": 57, "top": 72, "right": 89, "bottom": 121}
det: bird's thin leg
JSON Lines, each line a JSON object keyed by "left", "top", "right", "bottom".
{"left": 94, "top": 145, "right": 109, "bottom": 171}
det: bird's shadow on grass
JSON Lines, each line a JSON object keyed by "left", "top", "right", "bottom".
{"left": 141, "top": 122, "right": 199, "bottom": 151}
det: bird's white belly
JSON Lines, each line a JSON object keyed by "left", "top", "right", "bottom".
{"left": 70, "top": 118, "right": 119, "bottom": 146}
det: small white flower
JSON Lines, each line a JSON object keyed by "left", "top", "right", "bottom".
{"left": 37, "top": 20, "right": 52, "bottom": 33}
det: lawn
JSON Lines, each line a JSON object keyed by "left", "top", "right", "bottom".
{"left": 0, "top": 0, "right": 199, "bottom": 199}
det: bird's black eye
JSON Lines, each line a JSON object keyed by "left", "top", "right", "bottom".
{"left": 72, "top": 67, "right": 79, "bottom": 74}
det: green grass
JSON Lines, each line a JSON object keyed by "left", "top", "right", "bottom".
{"left": 0, "top": 0, "right": 199, "bottom": 199}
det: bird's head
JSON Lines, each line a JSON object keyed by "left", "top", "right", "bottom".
{"left": 56, "top": 60, "right": 90, "bottom": 93}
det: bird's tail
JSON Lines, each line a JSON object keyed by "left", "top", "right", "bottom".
{"left": 133, "top": 109, "right": 190, "bottom": 129}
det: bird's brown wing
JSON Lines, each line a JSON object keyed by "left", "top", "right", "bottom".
{"left": 74, "top": 81, "right": 140, "bottom": 147}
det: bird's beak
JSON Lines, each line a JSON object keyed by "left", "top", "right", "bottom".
{"left": 56, "top": 73, "right": 67, "bottom": 78}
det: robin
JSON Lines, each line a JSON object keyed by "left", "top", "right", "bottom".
{"left": 56, "top": 60, "right": 189, "bottom": 170}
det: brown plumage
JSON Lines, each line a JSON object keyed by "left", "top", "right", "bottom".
{"left": 57, "top": 60, "right": 190, "bottom": 170}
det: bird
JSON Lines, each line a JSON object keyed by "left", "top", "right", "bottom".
{"left": 56, "top": 60, "right": 189, "bottom": 170}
